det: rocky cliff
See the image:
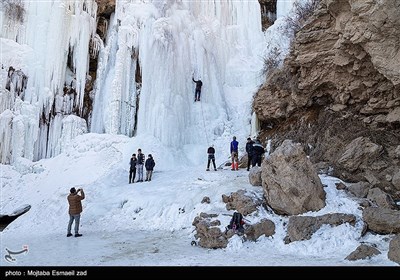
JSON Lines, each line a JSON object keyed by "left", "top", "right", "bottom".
{"left": 254, "top": 0, "right": 400, "bottom": 198}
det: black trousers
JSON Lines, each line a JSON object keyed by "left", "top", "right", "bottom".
{"left": 195, "top": 89, "right": 201, "bottom": 101}
{"left": 247, "top": 154, "right": 253, "bottom": 169}
{"left": 251, "top": 156, "right": 262, "bottom": 167}
{"left": 129, "top": 168, "right": 136, "bottom": 183}
{"left": 207, "top": 155, "right": 216, "bottom": 169}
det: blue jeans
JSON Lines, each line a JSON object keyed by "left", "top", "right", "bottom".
{"left": 67, "top": 214, "right": 81, "bottom": 234}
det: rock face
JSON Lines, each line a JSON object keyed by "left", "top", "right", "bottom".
{"left": 345, "top": 244, "right": 381, "bottom": 261}
{"left": 253, "top": 0, "right": 400, "bottom": 199}
{"left": 222, "top": 190, "right": 262, "bottom": 216}
{"left": 285, "top": 213, "right": 356, "bottom": 243}
{"left": 262, "top": 140, "right": 326, "bottom": 215}
{"left": 363, "top": 207, "right": 400, "bottom": 234}
{"left": 388, "top": 235, "right": 400, "bottom": 265}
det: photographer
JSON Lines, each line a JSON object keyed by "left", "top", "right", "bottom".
{"left": 67, "top": 187, "right": 85, "bottom": 237}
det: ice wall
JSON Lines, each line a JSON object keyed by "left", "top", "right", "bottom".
{"left": 91, "top": 0, "right": 266, "bottom": 151}
{"left": 0, "top": 0, "right": 97, "bottom": 163}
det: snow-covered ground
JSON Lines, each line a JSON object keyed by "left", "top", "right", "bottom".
{"left": 0, "top": 133, "right": 396, "bottom": 266}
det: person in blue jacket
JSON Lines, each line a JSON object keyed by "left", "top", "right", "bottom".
{"left": 230, "top": 136, "right": 239, "bottom": 171}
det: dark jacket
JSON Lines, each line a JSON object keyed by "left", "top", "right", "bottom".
{"left": 130, "top": 157, "right": 137, "bottom": 170}
{"left": 252, "top": 142, "right": 265, "bottom": 157}
{"left": 67, "top": 190, "right": 85, "bottom": 215}
{"left": 137, "top": 153, "right": 145, "bottom": 165}
{"left": 192, "top": 78, "right": 203, "bottom": 90}
{"left": 230, "top": 140, "right": 239, "bottom": 153}
{"left": 207, "top": 147, "right": 215, "bottom": 154}
{"left": 246, "top": 140, "right": 254, "bottom": 155}
{"left": 145, "top": 157, "right": 155, "bottom": 170}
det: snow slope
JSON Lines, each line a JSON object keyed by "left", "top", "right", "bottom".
{"left": 0, "top": 133, "right": 396, "bottom": 266}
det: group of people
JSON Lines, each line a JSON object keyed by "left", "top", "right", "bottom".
{"left": 206, "top": 136, "right": 266, "bottom": 171}
{"left": 129, "top": 149, "right": 156, "bottom": 183}
{"left": 66, "top": 137, "right": 264, "bottom": 238}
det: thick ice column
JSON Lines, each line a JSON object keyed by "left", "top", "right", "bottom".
{"left": 0, "top": 0, "right": 97, "bottom": 163}
{"left": 91, "top": 0, "right": 265, "bottom": 149}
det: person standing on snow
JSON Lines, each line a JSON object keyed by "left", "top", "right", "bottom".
{"left": 136, "top": 149, "right": 145, "bottom": 182}
{"left": 230, "top": 136, "right": 239, "bottom": 171}
{"left": 251, "top": 138, "right": 265, "bottom": 167}
{"left": 192, "top": 77, "right": 203, "bottom": 102}
{"left": 245, "top": 137, "right": 254, "bottom": 171}
{"left": 206, "top": 145, "right": 217, "bottom": 171}
{"left": 129, "top": 154, "right": 137, "bottom": 184}
{"left": 67, "top": 187, "right": 85, "bottom": 237}
{"left": 145, "top": 154, "right": 155, "bottom": 181}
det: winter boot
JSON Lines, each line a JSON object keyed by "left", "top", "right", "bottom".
{"left": 206, "top": 168, "right": 210, "bottom": 171}
{"left": 214, "top": 168, "right": 217, "bottom": 171}
{"left": 235, "top": 162, "right": 239, "bottom": 171}
{"left": 231, "top": 163, "right": 235, "bottom": 171}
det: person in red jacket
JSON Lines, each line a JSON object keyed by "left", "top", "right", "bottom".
{"left": 67, "top": 187, "right": 85, "bottom": 237}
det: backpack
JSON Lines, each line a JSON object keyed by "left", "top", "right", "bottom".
{"left": 228, "top": 212, "right": 244, "bottom": 231}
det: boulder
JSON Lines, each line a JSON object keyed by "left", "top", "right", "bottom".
{"left": 192, "top": 213, "right": 229, "bottom": 249}
{"left": 367, "top": 188, "right": 397, "bottom": 209}
{"left": 222, "top": 190, "right": 262, "bottom": 216}
{"left": 249, "top": 166, "right": 262, "bottom": 186}
{"left": 244, "top": 219, "right": 275, "bottom": 241}
{"left": 388, "top": 235, "right": 400, "bottom": 265}
{"left": 345, "top": 244, "right": 381, "bottom": 261}
{"left": 335, "top": 182, "right": 347, "bottom": 190}
{"left": 262, "top": 140, "right": 326, "bottom": 215}
{"left": 363, "top": 207, "right": 400, "bottom": 234}
{"left": 393, "top": 170, "right": 400, "bottom": 191}
{"left": 285, "top": 213, "right": 356, "bottom": 243}
{"left": 347, "top": 181, "right": 371, "bottom": 198}
{"left": 201, "top": 196, "right": 210, "bottom": 204}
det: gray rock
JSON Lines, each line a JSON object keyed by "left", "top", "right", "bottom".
{"left": 363, "top": 207, "right": 400, "bottom": 234}
{"left": 347, "top": 181, "right": 371, "bottom": 198}
{"left": 338, "top": 137, "right": 383, "bottom": 172}
{"left": 249, "top": 166, "right": 262, "bottom": 186}
{"left": 201, "top": 196, "right": 210, "bottom": 204}
{"left": 244, "top": 219, "right": 275, "bottom": 241}
{"left": 262, "top": 140, "right": 326, "bottom": 215}
{"left": 285, "top": 213, "right": 356, "bottom": 243}
{"left": 345, "top": 244, "right": 381, "bottom": 261}
{"left": 367, "top": 188, "right": 397, "bottom": 209}
{"left": 192, "top": 214, "right": 229, "bottom": 249}
{"left": 335, "top": 182, "right": 347, "bottom": 190}
{"left": 222, "top": 190, "right": 262, "bottom": 216}
{"left": 388, "top": 235, "right": 400, "bottom": 265}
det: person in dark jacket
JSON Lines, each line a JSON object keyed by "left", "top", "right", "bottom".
{"left": 136, "top": 149, "right": 145, "bottom": 182}
{"left": 129, "top": 154, "right": 137, "bottom": 184}
{"left": 245, "top": 137, "right": 254, "bottom": 171}
{"left": 206, "top": 145, "right": 217, "bottom": 171}
{"left": 230, "top": 136, "right": 239, "bottom": 171}
{"left": 145, "top": 154, "right": 155, "bottom": 181}
{"left": 192, "top": 77, "right": 203, "bottom": 102}
{"left": 251, "top": 139, "right": 265, "bottom": 167}
{"left": 67, "top": 187, "right": 85, "bottom": 237}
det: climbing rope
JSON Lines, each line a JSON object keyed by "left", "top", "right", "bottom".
{"left": 199, "top": 98, "right": 210, "bottom": 146}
